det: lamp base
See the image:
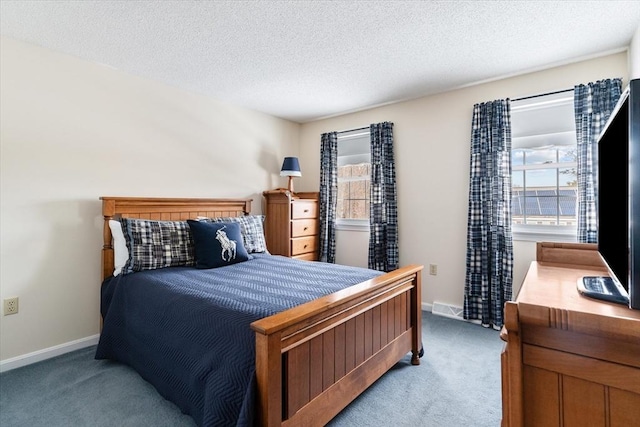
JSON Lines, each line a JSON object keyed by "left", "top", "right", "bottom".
{"left": 287, "top": 176, "right": 294, "bottom": 193}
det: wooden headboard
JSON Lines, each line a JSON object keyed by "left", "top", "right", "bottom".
{"left": 100, "top": 196, "right": 252, "bottom": 280}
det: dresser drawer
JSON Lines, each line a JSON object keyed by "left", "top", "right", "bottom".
{"left": 292, "top": 219, "right": 318, "bottom": 237}
{"left": 293, "top": 252, "right": 318, "bottom": 261}
{"left": 292, "top": 201, "right": 318, "bottom": 219}
{"left": 291, "top": 235, "right": 318, "bottom": 256}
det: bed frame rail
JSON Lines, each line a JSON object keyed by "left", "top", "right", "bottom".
{"left": 251, "top": 265, "right": 423, "bottom": 427}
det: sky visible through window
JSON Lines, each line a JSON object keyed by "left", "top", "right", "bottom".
{"left": 512, "top": 146, "right": 576, "bottom": 187}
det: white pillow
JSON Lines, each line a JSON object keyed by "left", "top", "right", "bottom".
{"left": 108, "top": 220, "right": 129, "bottom": 277}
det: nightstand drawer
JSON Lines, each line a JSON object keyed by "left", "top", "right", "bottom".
{"left": 292, "top": 219, "right": 318, "bottom": 237}
{"left": 291, "top": 236, "right": 318, "bottom": 256}
{"left": 293, "top": 252, "right": 318, "bottom": 261}
{"left": 292, "top": 201, "right": 318, "bottom": 219}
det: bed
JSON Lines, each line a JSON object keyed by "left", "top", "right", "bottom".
{"left": 96, "top": 196, "right": 423, "bottom": 427}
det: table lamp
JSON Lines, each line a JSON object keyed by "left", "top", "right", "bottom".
{"left": 280, "top": 157, "right": 301, "bottom": 193}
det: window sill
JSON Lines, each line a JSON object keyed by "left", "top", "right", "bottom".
{"left": 335, "top": 220, "right": 370, "bottom": 232}
{"left": 512, "top": 228, "right": 577, "bottom": 243}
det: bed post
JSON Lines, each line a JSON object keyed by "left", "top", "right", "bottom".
{"left": 101, "top": 198, "right": 116, "bottom": 282}
{"left": 411, "top": 268, "right": 422, "bottom": 365}
{"left": 255, "top": 331, "right": 283, "bottom": 427}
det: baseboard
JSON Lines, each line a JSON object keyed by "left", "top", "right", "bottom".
{"left": 422, "top": 302, "right": 433, "bottom": 312}
{"left": 0, "top": 334, "right": 100, "bottom": 373}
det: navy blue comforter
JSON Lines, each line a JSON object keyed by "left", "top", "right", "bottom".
{"left": 95, "top": 254, "right": 382, "bottom": 427}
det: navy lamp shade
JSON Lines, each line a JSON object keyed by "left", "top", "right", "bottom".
{"left": 280, "top": 157, "right": 301, "bottom": 192}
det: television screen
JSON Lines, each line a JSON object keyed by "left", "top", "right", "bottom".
{"left": 597, "top": 98, "right": 629, "bottom": 295}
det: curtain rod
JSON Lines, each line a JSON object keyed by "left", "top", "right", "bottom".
{"left": 336, "top": 126, "right": 369, "bottom": 135}
{"left": 512, "top": 87, "right": 573, "bottom": 102}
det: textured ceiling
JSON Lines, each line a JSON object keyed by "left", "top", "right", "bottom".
{"left": 1, "top": 1, "right": 639, "bottom": 123}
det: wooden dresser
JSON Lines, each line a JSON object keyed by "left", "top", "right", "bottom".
{"left": 262, "top": 189, "right": 319, "bottom": 261}
{"left": 501, "top": 242, "right": 640, "bottom": 426}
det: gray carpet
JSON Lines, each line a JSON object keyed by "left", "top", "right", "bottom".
{"left": 0, "top": 312, "right": 503, "bottom": 426}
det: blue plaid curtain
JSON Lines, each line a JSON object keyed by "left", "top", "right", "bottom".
{"left": 319, "top": 131, "right": 338, "bottom": 263}
{"left": 574, "top": 78, "right": 622, "bottom": 243}
{"left": 369, "top": 122, "right": 398, "bottom": 272}
{"left": 464, "top": 99, "right": 513, "bottom": 329}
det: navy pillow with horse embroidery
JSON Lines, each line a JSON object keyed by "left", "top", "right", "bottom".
{"left": 186, "top": 220, "right": 250, "bottom": 269}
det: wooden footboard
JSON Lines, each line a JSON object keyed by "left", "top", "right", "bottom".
{"left": 251, "top": 265, "right": 423, "bottom": 427}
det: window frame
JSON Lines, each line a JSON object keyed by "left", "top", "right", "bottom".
{"left": 336, "top": 131, "right": 371, "bottom": 232}
{"left": 510, "top": 92, "right": 578, "bottom": 242}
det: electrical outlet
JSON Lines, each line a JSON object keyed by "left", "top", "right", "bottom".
{"left": 3, "top": 297, "right": 19, "bottom": 315}
{"left": 429, "top": 264, "right": 438, "bottom": 276}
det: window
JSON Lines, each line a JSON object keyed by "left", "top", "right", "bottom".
{"left": 337, "top": 130, "right": 370, "bottom": 230}
{"left": 511, "top": 91, "right": 577, "bottom": 241}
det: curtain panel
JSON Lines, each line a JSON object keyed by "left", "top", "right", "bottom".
{"left": 464, "top": 99, "right": 513, "bottom": 329}
{"left": 319, "top": 131, "right": 338, "bottom": 263}
{"left": 574, "top": 78, "right": 623, "bottom": 243}
{"left": 368, "top": 122, "right": 398, "bottom": 272}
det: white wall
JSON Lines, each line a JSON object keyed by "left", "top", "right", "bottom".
{"left": 298, "top": 52, "right": 628, "bottom": 310}
{"left": 0, "top": 37, "right": 300, "bottom": 362}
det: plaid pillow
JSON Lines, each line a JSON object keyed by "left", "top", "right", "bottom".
{"left": 200, "top": 215, "right": 268, "bottom": 253}
{"left": 120, "top": 219, "right": 195, "bottom": 274}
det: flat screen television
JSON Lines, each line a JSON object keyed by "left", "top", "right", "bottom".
{"left": 578, "top": 78, "right": 639, "bottom": 310}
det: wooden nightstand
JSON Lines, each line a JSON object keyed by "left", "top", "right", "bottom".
{"left": 263, "top": 189, "right": 319, "bottom": 260}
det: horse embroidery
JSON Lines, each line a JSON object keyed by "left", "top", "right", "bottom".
{"left": 215, "top": 226, "right": 237, "bottom": 262}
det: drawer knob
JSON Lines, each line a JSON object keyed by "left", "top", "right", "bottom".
{"left": 304, "top": 244, "right": 308, "bottom": 248}
{"left": 303, "top": 227, "right": 308, "bottom": 231}
{"left": 304, "top": 209, "right": 309, "bottom": 213}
